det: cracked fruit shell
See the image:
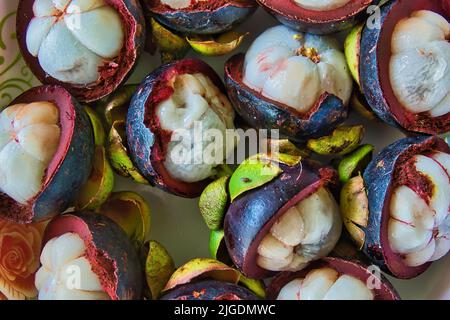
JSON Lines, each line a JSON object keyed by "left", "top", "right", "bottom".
{"left": 16, "top": 0, "right": 146, "bottom": 102}
{"left": 142, "top": 0, "right": 257, "bottom": 35}
{"left": 257, "top": 0, "right": 382, "bottom": 34}
{"left": 357, "top": 0, "right": 450, "bottom": 134}
{"left": 126, "top": 58, "right": 236, "bottom": 198}
{"left": 0, "top": 85, "right": 94, "bottom": 224}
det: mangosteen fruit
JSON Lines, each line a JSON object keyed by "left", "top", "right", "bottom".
{"left": 161, "top": 280, "right": 258, "bottom": 300}
{"left": 267, "top": 257, "right": 399, "bottom": 300}
{"left": 225, "top": 25, "right": 352, "bottom": 142}
{"left": 17, "top": 0, "right": 146, "bottom": 102}
{"left": 354, "top": 0, "right": 450, "bottom": 134}
{"left": 35, "top": 212, "right": 143, "bottom": 300}
{"left": 224, "top": 159, "right": 343, "bottom": 279}
{"left": 142, "top": 0, "right": 257, "bottom": 35}
{"left": 257, "top": 0, "right": 381, "bottom": 34}
{"left": 0, "top": 86, "right": 94, "bottom": 224}
{"left": 126, "top": 58, "right": 237, "bottom": 198}
{"left": 341, "top": 135, "right": 450, "bottom": 279}
{"left": 160, "top": 258, "right": 259, "bottom": 300}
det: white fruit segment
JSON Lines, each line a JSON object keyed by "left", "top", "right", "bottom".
{"left": 161, "top": 0, "right": 207, "bottom": 9}
{"left": 323, "top": 275, "right": 374, "bottom": 300}
{"left": 277, "top": 279, "right": 303, "bottom": 300}
{"left": 277, "top": 268, "right": 374, "bottom": 300}
{"left": 257, "top": 187, "right": 342, "bottom": 272}
{"left": 298, "top": 268, "right": 338, "bottom": 300}
{"left": 157, "top": 73, "right": 235, "bottom": 183}
{"left": 0, "top": 102, "right": 60, "bottom": 204}
{"left": 35, "top": 232, "right": 110, "bottom": 300}
{"left": 430, "top": 214, "right": 450, "bottom": 261}
{"left": 26, "top": 0, "right": 124, "bottom": 85}
{"left": 243, "top": 25, "right": 352, "bottom": 113}
{"left": 390, "top": 10, "right": 450, "bottom": 117}
{"left": 431, "top": 151, "right": 450, "bottom": 177}
{"left": 388, "top": 152, "right": 450, "bottom": 267}
{"left": 414, "top": 155, "right": 449, "bottom": 225}
{"left": 293, "top": 0, "right": 351, "bottom": 11}
{"left": 33, "top": 0, "right": 59, "bottom": 17}
{"left": 257, "top": 254, "right": 294, "bottom": 271}
{"left": 270, "top": 206, "right": 305, "bottom": 246}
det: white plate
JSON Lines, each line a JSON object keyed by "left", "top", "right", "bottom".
{"left": 1, "top": 0, "right": 449, "bottom": 300}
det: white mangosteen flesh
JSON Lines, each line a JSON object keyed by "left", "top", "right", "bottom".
{"left": 26, "top": 0, "right": 124, "bottom": 85}
{"left": 256, "top": 187, "right": 342, "bottom": 272}
{"left": 277, "top": 267, "right": 374, "bottom": 300}
{"left": 35, "top": 232, "right": 110, "bottom": 300}
{"left": 161, "top": 0, "right": 207, "bottom": 10}
{"left": 390, "top": 10, "right": 450, "bottom": 118}
{"left": 243, "top": 25, "right": 352, "bottom": 113}
{"left": 0, "top": 102, "right": 60, "bottom": 204}
{"left": 293, "top": 0, "right": 351, "bottom": 11}
{"left": 388, "top": 151, "right": 450, "bottom": 267}
{"left": 156, "top": 73, "right": 236, "bottom": 183}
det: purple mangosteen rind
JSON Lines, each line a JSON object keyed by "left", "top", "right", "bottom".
{"left": 224, "top": 160, "right": 339, "bottom": 279}
{"left": 359, "top": 0, "right": 404, "bottom": 129}
{"left": 0, "top": 85, "right": 94, "bottom": 224}
{"left": 225, "top": 54, "right": 348, "bottom": 142}
{"left": 160, "top": 280, "right": 259, "bottom": 300}
{"left": 142, "top": 0, "right": 257, "bottom": 35}
{"left": 16, "top": 0, "right": 146, "bottom": 103}
{"left": 126, "top": 58, "right": 226, "bottom": 198}
{"left": 257, "top": 0, "right": 382, "bottom": 35}
{"left": 359, "top": 0, "right": 449, "bottom": 134}
{"left": 44, "top": 212, "right": 143, "bottom": 300}
{"left": 266, "top": 257, "right": 400, "bottom": 300}
{"left": 361, "top": 135, "right": 450, "bottom": 279}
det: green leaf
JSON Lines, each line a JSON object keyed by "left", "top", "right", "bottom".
{"left": 307, "top": 125, "right": 365, "bottom": 156}
{"left": 199, "top": 176, "right": 230, "bottom": 230}
{"left": 229, "top": 155, "right": 282, "bottom": 202}
{"left": 187, "top": 32, "right": 248, "bottom": 56}
{"left": 338, "top": 144, "right": 374, "bottom": 183}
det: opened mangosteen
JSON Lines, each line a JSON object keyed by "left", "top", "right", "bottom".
{"left": 0, "top": 86, "right": 94, "bottom": 224}
{"left": 354, "top": 0, "right": 450, "bottom": 134}
{"left": 16, "top": 0, "right": 145, "bottom": 102}
{"left": 142, "top": 0, "right": 257, "bottom": 35}
{"left": 341, "top": 135, "right": 450, "bottom": 279}
{"left": 35, "top": 212, "right": 143, "bottom": 300}
{"left": 126, "top": 58, "right": 237, "bottom": 198}
{"left": 257, "top": 0, "right": 381, "bottom": 34}
{"left": 225, "top": 25, "right": 352, "bottom": 142}
{"left": 224, "top": 157, "right": 342, "bottom": 279}
{"left": 267, "top": 257, "right": 399, "bottom": 300}
{"left": 160, "top": 258, "right": 259, "bottom": 300}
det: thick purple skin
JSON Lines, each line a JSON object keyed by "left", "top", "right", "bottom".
{"left": 224, "top": 160, "right": 337, "bottom": 279}
{"left": 225, "top": 54, "right": 348, "bottom": 142}
{"left": 45, "top": 212, "right": 143, "bottom": 300}
{"left": 33, "top": 100, "right": 93, "bottom": 222}
{"left": 126, "top": 70, "right": 160, "bottom": 191}
{"left": 144, "top": 3, "right": 258, "bottom": 35}
{"left": 361, "top": 135, "right": 449, "bottom": 278}
{"left": 160, "top": 280, "right": 258, "bottom": 300}
{"left": 0, "top": 86, "right": 94, "bottom": 223}
{"left": 258, "top": 0, "right": 382, "bottom": 35}
{"left": 359, "top": 0, "right": 398, "bottom": 128}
